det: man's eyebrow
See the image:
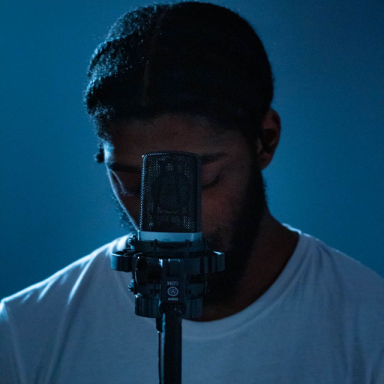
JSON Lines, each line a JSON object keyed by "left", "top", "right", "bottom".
{"left": 106, "top": 162, "right": 141, "bottom": 173}
{"left": 200, "top": 152, "right": 228, "bottom": 165}
{"left": 106, "top": 153, "right": 227, "bottom": 172}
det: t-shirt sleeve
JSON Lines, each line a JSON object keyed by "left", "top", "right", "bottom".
{"left": 0, "top": 300, "right": 21, "bottom": 384}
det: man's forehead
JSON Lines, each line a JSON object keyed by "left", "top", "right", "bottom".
{"left": 103, "top": 132, "right": 231, "bottom": 163}
{"left": 109, "top": 113, "right": 230, "bottom": 138}
{"left": 103, "top": 114, "right": 242, "bottom": 154}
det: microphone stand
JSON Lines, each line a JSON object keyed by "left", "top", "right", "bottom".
{"left": 157, "top": 305, "right": 183, "bottom": 383}
{"left": 111, "top": 236, "right": 224, "bottom": 384}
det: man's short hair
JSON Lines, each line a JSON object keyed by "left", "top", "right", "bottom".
{"left": 84, "top": 1, "right": 274, "bottom": 142}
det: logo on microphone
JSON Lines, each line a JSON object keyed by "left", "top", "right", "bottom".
{"left": 167, "top": 287, "right": 179, "bottom": 297}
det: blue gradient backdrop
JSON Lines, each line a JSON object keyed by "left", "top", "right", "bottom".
{"left": 1, "top": 0, "right": 383, "bottom": 298}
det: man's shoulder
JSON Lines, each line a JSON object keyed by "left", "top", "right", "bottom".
{"left": 305, "top": 232, "right": 383, "bottom": 285}
{"left": 1, "top": 235, "right": 129, "bottom": 315}
{"left": 300, "top": 231, "right": 384, "bottom": 311}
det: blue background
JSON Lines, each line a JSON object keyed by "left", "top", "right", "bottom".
{"left": 1, "top": 0, "right": 383, "bottom": 299}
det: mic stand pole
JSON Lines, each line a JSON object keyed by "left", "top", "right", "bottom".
{"left": 157, "top": 305, "right": 183, "bottom": 384}
{"left": 156, "top": 256, "right": 186, "bottom": 384}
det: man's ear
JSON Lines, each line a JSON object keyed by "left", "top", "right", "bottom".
{"left": 95, "top": 143, "right": 105, "bottom": 163}
{"left": 256, "top": 109, "right": 281, "bottom": 170}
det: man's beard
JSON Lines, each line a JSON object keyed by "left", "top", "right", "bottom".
{"left": 111, "top": 154, "right": 267, "bottom": 307}
{"left": 203, "top": 157, "right": 267, "bottom": 306}
{"left": 111, "top": 195, "right": 137, "bottom": 234}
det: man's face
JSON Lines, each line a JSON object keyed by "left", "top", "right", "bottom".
{"left": 103, "top": 113, "right": 266, "bottom": 302}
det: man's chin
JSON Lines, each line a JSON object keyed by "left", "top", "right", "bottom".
{"left": 203, "top": 248, "right": 250, "bottom": 305}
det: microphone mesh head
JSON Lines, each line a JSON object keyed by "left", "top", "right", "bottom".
{"left": 140, "top": 152, "right": 202, "bottom": 233}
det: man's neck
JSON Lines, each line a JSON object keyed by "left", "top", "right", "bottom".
{"left": 197, "top": 211, "right": 299, "bottom": 321}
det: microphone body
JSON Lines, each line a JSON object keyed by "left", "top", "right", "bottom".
{"left": 111, "top": 151, "right": 225, "bottom": 319}
{"left": 111, "top": 151, "right": 225, "bottom": 383}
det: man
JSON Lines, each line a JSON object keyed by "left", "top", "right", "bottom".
{"left": 1, "top": 2, "right": 383, "bottom": 383}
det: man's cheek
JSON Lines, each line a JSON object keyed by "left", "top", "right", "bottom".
{"left": 202, "top": 196, "right": 235, "bottom": 249}
{"left": 202, "top": 195, "right": 223, "bottom": 233}
{"left": 116, "top": 194, "right": 140, "bottom": 228}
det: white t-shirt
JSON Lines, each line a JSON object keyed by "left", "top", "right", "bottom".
{"left": 1, "top": 230, "right": 383, "bottom": 384}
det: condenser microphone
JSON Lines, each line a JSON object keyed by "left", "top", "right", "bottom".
{"left": 138, "top": 151, "right": 203, "bottom": 245}
{"left": 111, "top": 151, "right": 225, "bottom": 383}
{"left": 111, "top": 150, "right": 224, "bottom": 318}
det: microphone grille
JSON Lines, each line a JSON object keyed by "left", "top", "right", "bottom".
{"left": 140, "top": 152, "right": 202, "bottom": 233}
